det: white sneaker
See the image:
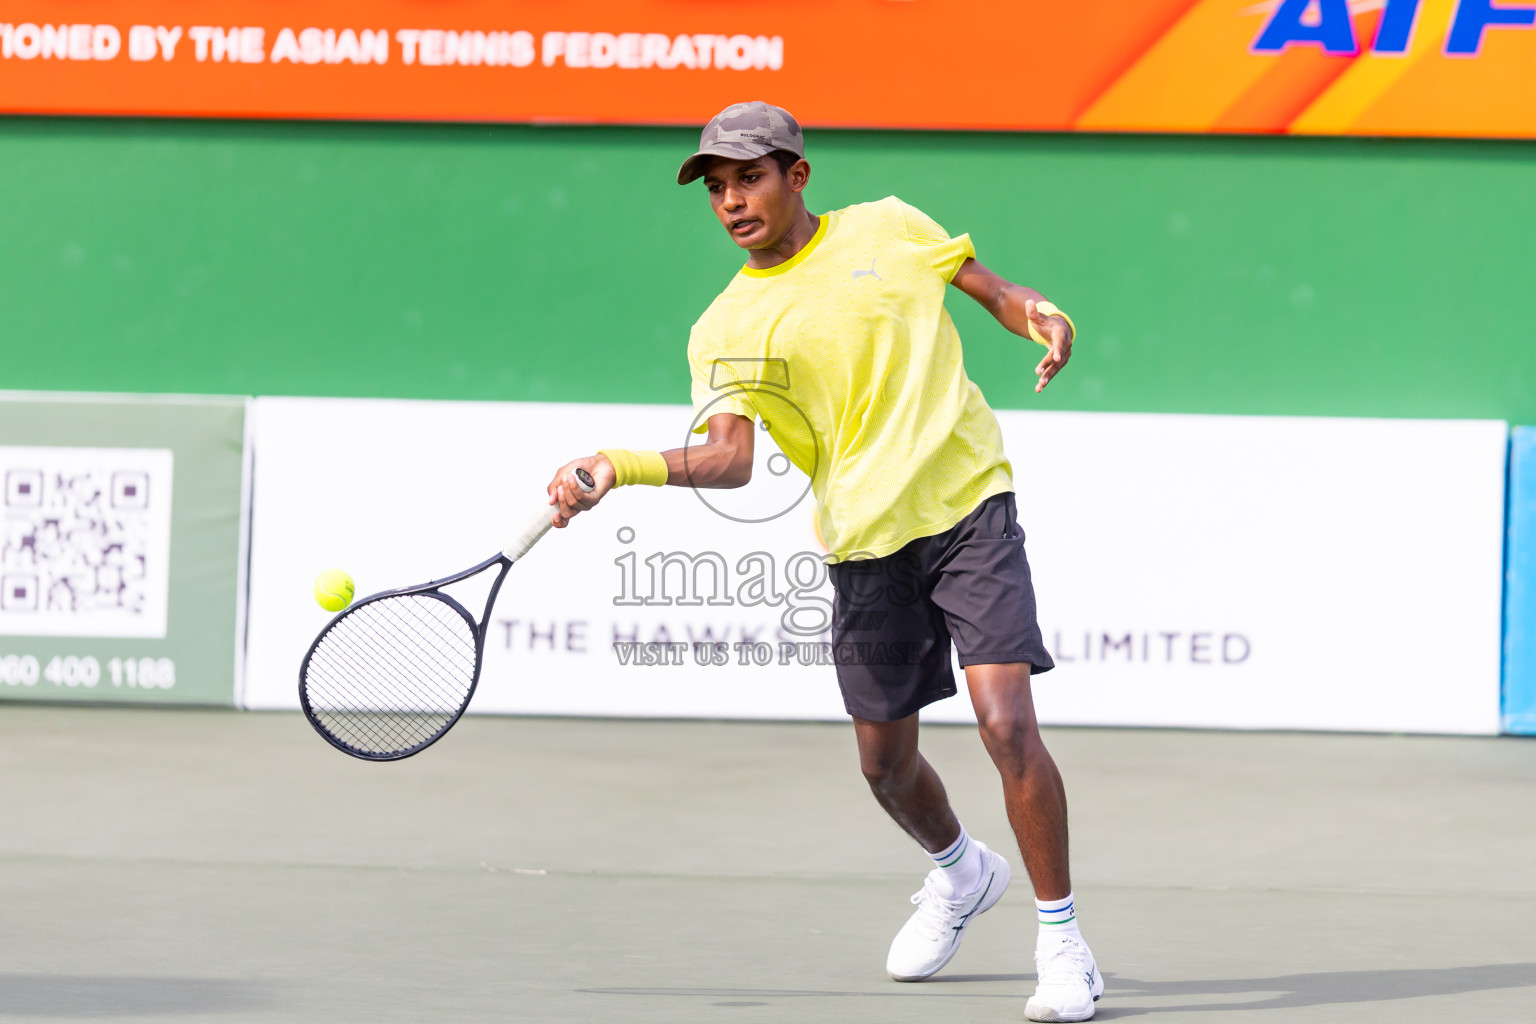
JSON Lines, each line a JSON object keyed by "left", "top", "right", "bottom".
{"left": 1025, "top": 934, "right": 1104, "bottom": 1022}
{"left": 885, "top": 840, "right": 1010, "bottom": 981}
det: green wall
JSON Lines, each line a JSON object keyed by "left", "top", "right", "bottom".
{"left": 2, "top": 117, "right": 1533, "bottom": 420}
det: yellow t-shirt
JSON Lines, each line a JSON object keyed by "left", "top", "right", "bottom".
{"left": 688, "top": 196, "right": 1013, "bottom": 562}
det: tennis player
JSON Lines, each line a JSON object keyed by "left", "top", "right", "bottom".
{"left": 546, "top": 101, "right": 1101, "bottom": 1022}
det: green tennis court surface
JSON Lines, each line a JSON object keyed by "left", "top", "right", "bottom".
{"left": 0, "top": 706, "right": 1530, "bottom": 1022}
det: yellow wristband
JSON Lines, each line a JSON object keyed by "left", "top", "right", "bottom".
{"left": 598, "top": 449, "right": 669, "bottom": 487}
{"left": 1027, "top": 301, "right": 1077, "bottom": 348}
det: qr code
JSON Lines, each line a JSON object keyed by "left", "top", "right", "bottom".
{"left": 0, "top": 447, "right": 174, "bottom": 639}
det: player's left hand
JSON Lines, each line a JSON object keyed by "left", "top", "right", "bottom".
{"left": 1028, "top": 298, "right": 1073, "bottom": 393}
{"left": 547, "top": 454, "right": 616, "bottom": 528}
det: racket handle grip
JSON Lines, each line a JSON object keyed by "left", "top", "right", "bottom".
{"left": 504, "top": 467, "right": 595, "bottom": 561}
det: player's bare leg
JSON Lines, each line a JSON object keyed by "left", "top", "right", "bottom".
{"left": 963, "top": 663, "right": 1070, "bottom": 899}
{"left": 851, "top": 713, "right": 961, "bottom": 852}
{"left": 854, "top": 714, "right": 1012, "bottom": 982}
{"left": 965, "top": 662, "right": 1102, "bottom": 1021}
{"left": 851, "top": 668, "right": 1070, "bottom": 898}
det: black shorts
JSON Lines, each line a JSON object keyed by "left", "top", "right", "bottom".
{"left": 826, "top": 491, "right": 1054, "bottom": 722}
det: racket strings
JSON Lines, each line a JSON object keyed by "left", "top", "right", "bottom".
{"left": 352, "top": 611, "right": 470, "bottom": 705}
{"left": 308, "top": 645, "right": 458, "bottom": 754}
{"left": 308, "top": 638, "right": 454, "bottom": 740}
{"left": 308, "top": 619, "right": 473, "bottom": 753}
{"left": 311, "top": 613, "right": 473, "bottom": 725}
{"left": 315, "top": 607, "right": 467, "bottom": 708}
{"left": 303, "top": 593, "right": 479, "bottom": 757}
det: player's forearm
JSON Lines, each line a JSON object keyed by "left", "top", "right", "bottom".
{"left": 660, "top": 441, "right": 751, "bottom": 488}
{"left": 597, "top": 415, "right": 752, "bottom": 491}
{"left": 593, "top": 442, "right": 749, "bottom": 490}
{"left": 953, "top": 260, "right": 1073, "bottom": 345}
{"left": 993, "top": 282, "right": 1072, "bottom": 343}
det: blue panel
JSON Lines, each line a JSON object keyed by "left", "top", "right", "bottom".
{"left": 1504, "top": 427, "right": 1536, "bottom": 734}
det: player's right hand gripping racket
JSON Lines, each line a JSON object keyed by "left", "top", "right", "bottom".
{"left": 299, "top": 468, "right": 595, "bottom": 761}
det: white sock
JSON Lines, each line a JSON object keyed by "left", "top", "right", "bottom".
{"left": 1036, "top": 892, "right": 1084, "bottom": 947}
{"left": 928, "top": 826, "right": 984, "bottom": 899}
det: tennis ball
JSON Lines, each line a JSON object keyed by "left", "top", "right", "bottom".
{"left": 314, "top": 569, "right": 355, "bottom": 612}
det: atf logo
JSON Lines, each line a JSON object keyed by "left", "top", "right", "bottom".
{"left": 1253, "top": 0, "right": 1535, "bottom": 56}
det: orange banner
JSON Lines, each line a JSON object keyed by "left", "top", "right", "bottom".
{"left": 1, "top": 1, "right": 1533, "bottom": 137}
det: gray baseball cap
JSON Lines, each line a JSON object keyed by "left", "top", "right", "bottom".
{"left": 676, "top": 101, "right": 804, "bottom": 185}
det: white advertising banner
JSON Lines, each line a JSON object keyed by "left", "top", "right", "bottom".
{"left": 243, "top": 398, "right": 1507, "bottom": 735}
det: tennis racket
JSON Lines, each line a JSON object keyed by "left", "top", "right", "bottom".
{"left": 299, "top": 468, "right": 595, "bottom": 761}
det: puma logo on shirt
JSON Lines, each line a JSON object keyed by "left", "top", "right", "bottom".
{"left": 852, "top": 257, "right": 881, "bottom": 281}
